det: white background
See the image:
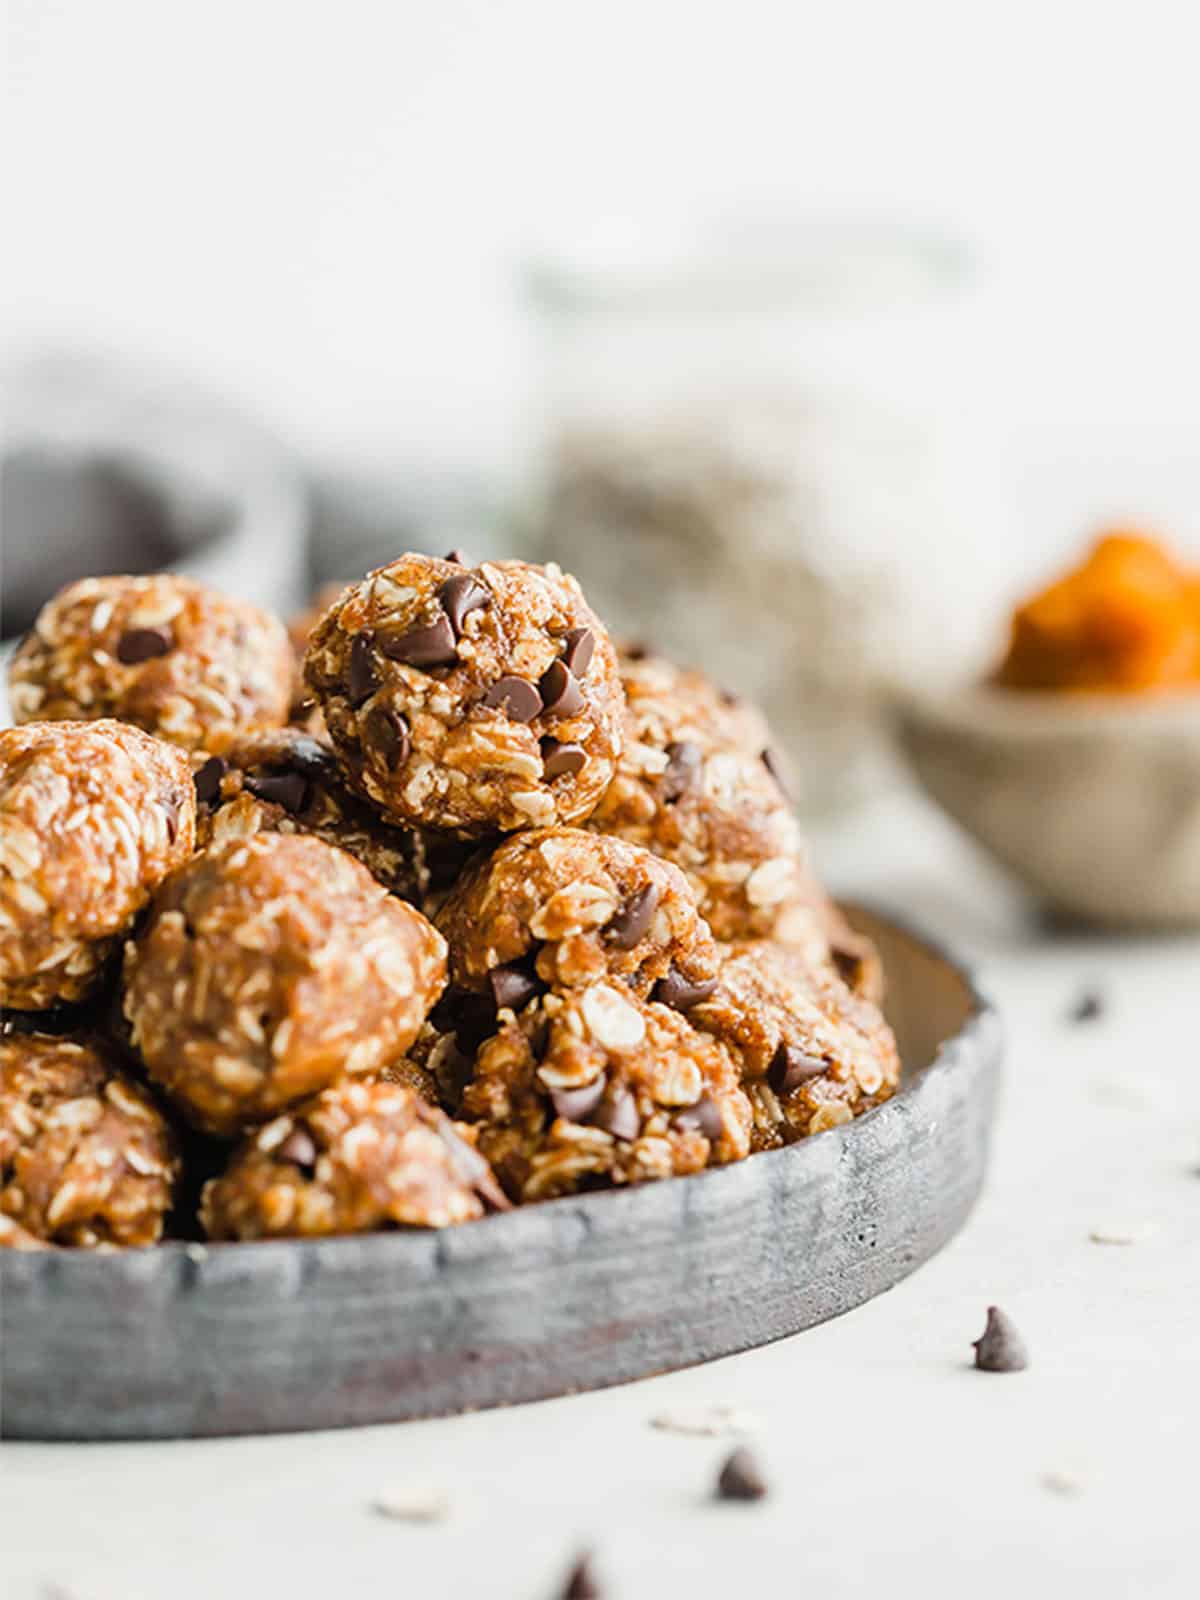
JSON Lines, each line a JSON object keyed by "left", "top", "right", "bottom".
{"left": 5, "top": 0, "right": 1200, "bottom": 540}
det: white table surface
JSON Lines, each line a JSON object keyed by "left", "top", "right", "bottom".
{"left": 2, "top": 791, "right": 1198, "bottom": 1600}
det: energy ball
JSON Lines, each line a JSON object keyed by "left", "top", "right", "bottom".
{"left": 617, "top": 645, "right": 773, "bottom": 757}
{"left": 463, "top": 984, "right": 752, "bottom": 1202}
{"left": 435, "top": 827, "right": 719, "bottom": 1005}
{"left": 9, "top": 574, "right": 293, "bottom": 753}
{"left": 690, "top": 941, "right": 900, "bottom": 1147}
{"left": 590, "top": 647, "right": 837, "bottom": 952}
{"left": 193, "top": 728, "right": 428, "bottom": 903}
{"left": 201, "top": 1077, "right": 508, "bottom": 1239}
{"left": 0, "top": 1034, "right": 178, "bottom": 1248}
{"left": 304, "top": 554, "right": 625, "bottom": 835}
{"left": 123, "top": 832, "right": 447, "bottom": 1135}
{"left": 0, "top": 720, "right": 196, "bottom": 1010}
{"left": 193, "top": 728, "right": 479, "bottom": 917}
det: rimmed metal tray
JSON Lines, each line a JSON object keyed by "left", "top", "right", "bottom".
{"left": 0, "top": 906, "right": 1001, "bottom": 1440}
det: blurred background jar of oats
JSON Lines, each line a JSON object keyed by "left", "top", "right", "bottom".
{"left": 526, "top": 219, "right": 1005, "bottom": 815}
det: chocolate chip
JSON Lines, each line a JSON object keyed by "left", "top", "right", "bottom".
{"left": 605, "top": 884, "right": 660, "bottom": 950}
{"left": 380, "top": 612, "right": 457, "bottom": 667}
{"left": 767, "top": 1042, "right": 826, "bottom": 1094}
{"left": 481, "top": 676, "right": 542, "bottom": 722}
{"left": 115, "top": 626, "right": 173, "bottom": 664}
{"left": 560, "top": 1551, "right": 603, "bottom": 1600}
{"left": 488, "top": 960, "right": 542, "bottom": 1012}
{"left": 278, "top": 1127, "right": 318, "bottom": 1172}
{"left": 623, "top": 640, "right": 649, "bottom": 660}
{"left": 245, "top": 769, "right": 310, "bottom": 814}
{"left": 280, "top": 737, "right": 338, "bottom": 781}
{"left": 972, "top": 1305, "right": 1029, "bottom": 1372}
{"left": 592, "top": 1089, "right": 639, "bottom": 1142}
{"left": 159, "top": 798, "right": 179, "bottom": 845}
{"left": 443, "top": 548, "right": 470, "bottom": 566}
{"left": 438, "top": 574, "right": 489, "bottom": 639}
{"left": 193, "top": 756, "right": 226, "bottom": 805}
{"left": 661, "top": 740, "right": 702, "bottom": 802}
{"left": 434, "top": 989, "right": 497, "bottom": 1054}
{"left": 367, "top": 707, "right": 410, "bottom": 767}
{"left": 348, "top": 631, "right": 379, "bottom": 705}
{"left": 716, "top": 1447, "right": 768, "bottom": 1502}
{"left": 549, "top": 1076, "right": 607, "bottom": 1123}
{"left": 761, "top": 746, "right": 795, "bottom": 803}
{"left": 561, "top": 626, "right": 595, "bottom": 677}
{"left": 540, "top": 738, "right": 587, "bottom": 780}
{"left": 653, "top": 967, "right": 718, "bottom": 1012}
{"left": 1069, "top": 988, "right": 1105, "bottom": 1024}
{"left": 675, "top": 1094, "right": 723, "bottom": 1140}
{"left": 538, "top": 660, "right": 584, "bottom": 718}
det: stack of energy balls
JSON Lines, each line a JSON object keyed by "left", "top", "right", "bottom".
{"left": 0, "top": 556, "right": 898, "bottom": 1249}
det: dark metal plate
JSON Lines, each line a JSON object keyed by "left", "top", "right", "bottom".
{"left": 0, "top": 907, "right": 1001, "bottom": 1440}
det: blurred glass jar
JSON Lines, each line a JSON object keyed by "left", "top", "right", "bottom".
{"left": 525, "top": 221, "right": 1000, "bottom": 816}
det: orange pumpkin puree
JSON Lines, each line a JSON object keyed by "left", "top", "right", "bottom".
{"left": 995, "top": 532, "right": 1200, "bottom": 693}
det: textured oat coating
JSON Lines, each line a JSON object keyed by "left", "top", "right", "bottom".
{"left": 0, "top": 1212, "right": 50, "bottom": 1249}
{"left": 9, "top": 574, "right": 293, "bottom": 753}
{"left": 201, "top": 1077, "right": 507, "bottom": 1238}
{"left": 691, "top": 940, "right": 900, "bottom": 1147}
{"left": 304, "top": 554, "right": 625, "bottom": 835}
{"left": 0, "top": 1034, "right": 178, "bottom": 1247}
{"left": 435, "top": 827, "right": 719, "bottom": 999}
{"left": 588, "top": 649, "right": 829, "bottom": 952}
{"left": 464, "top": 985, "right": 752, "bottom": 1201}
{"left": 194, "top": 728, "right": 480, "bottom": 916}
{"left": 616, "top": 646, "right": 773, "bottom": 756}
{"left": 123, "top": 833, "right": 447, "bottom": 1135}
{"left": 0, "top": 720, "right": 196, "bottom": 1009}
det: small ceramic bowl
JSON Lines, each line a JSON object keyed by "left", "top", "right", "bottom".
{"left": 895, "top": 683, "right": 1200, "bottom": 927}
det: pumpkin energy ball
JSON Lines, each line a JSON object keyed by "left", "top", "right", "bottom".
{"left": 304, "top": 553, "right": 625, "bottom": 834}
{"left": 0, "top": 720, "right": 196, "bottom": 1010}
{"left": 463, "top": 984, "right": 752, "bottom": 1202}
{"left": 690, "top": 940, "right": 900, "bottom": 1148}
{"left": 201, "top": 1076, "right": 508, "bottom": 1239}
{"left": 0, "top": 1033, "right": 178, "bottom": 1248}
{"left": 123, "top": 832, "right": 447, "bottom": 1135}
{"left": 435, "top": 827, "right": 719, "bottom": 1005}
{"left": 9, "top": 573, "right": 293, "bottom": 753}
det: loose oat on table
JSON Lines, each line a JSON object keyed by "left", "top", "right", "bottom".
{"left": 9, "top": 574, "right": 293, "bottom": 753}
{"left": 462, "top": 983, "right": 751, "bottom": 1201}
{"left": 0, "top": 720, "right": 196, "bottom": 1010}
{"left": 304, "top": 553, "right": 625, "bottom": 835}
{"left": 123, "top": 832, "right": 447, "bottom": 1135}
{"left": 0, "top": 1033, "right": 178, "bottom": 1248}
{"left": 201, "top": 1077, "right": 507, "bottom": 1238}
{"left": 690, "top": 939, "right": 900, "bottom": 1146}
